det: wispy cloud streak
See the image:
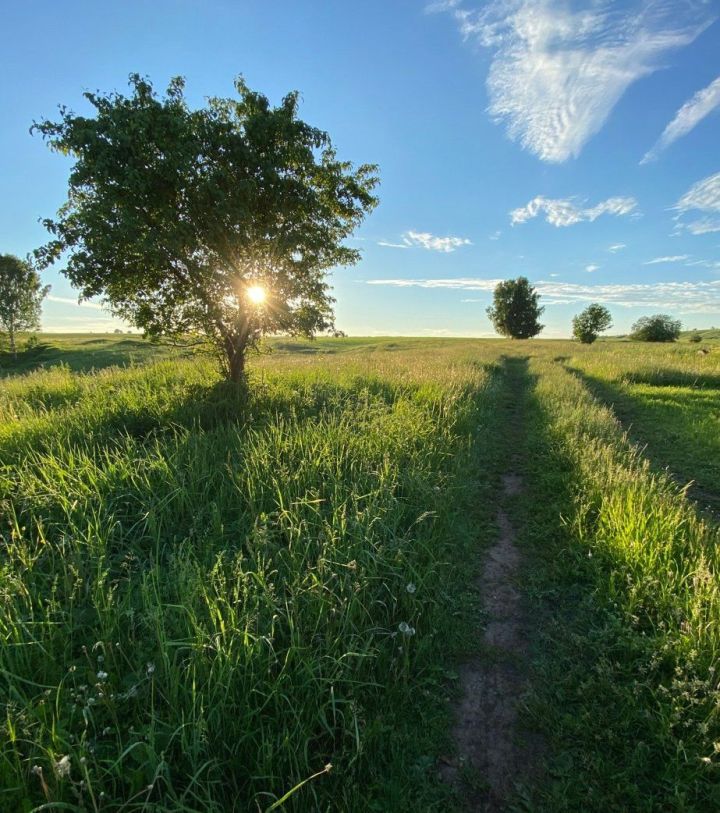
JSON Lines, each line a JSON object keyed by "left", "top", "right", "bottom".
{"left": 366, "top": 277, "right": 720, "bottom": 313}
{"left": 510, "top": 195, "right": 638, "bottom": 226}
{"left": 642, "top": 75, "right": 720, "bottom": 163}
{"left": 429, "top": 0, "right": 713, "bottom": 162}
{"left": 46, "top": 295, "right": 106, "bottom": 310}
{"left": 644, "top": 255, "right": 690, "bottom": 264}
{"left": 379, "top": 230, "right": 472, "bottom": 252}
{"left": 674, "top": 171, "right": 720, "bottom": 235}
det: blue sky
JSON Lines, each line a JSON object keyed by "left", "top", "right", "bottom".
{"left": 2, "top": 0, "right": 719, "bottom": 337}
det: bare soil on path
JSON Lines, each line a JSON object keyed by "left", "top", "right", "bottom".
{"left": 441, "top": 374, "right": 541, "bottom": 810}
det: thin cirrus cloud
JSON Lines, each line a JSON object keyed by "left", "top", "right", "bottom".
{"left": 673, "top": 171, "right": 720, "bottom": 235}
{"left": 428, "top": 0, "right": 712, "bottom": 163}
{"left": 379, "top": 230, "right": 472, "bottom": 252}
{"left": 46, "top": 294, "right": 106, "bottom": 310}
{"left": 607, "top": 243, "right": 627, "bottom": 253}
{"left": 365, "top": 277, "right": 720, "bottom": 313}
{"left": 585, "top": 264, "right": 600, "bottom": 273}
{"left": 510, "top": 195, "right": 638, "bottom": 227}
{"left": 644, "top": 255, "right": 690, "bottom": 264}
{"left": 642, "top": 75, "right": 720, "bottom": 164}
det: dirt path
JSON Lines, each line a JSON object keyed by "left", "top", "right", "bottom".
{"left": 441, "top": 466, "right": 538, "bottom": 810}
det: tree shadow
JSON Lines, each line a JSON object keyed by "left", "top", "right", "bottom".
{"left": 0, "top": 371, "right": 425, "bottom": 468}
{"left": 512, "top": 357, "right": 718, "bottom": 809}
{"left": 0, "top": 338, "right": 185, "bottom": 376}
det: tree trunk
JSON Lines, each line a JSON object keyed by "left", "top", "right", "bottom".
{"left": 225, "top": 336, "right": 247, "bottom": 383}
{"left": 9, "top": 327, "right": 16, "bottom": 360}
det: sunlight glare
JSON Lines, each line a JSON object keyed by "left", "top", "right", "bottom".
{"left": 246, "top": 285, "right": 266, "bottom": 305}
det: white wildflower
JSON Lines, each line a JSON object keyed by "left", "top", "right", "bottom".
{"left": 406, "top": 583, "right": 416, "bottom": 594}
{"left": 54, "top": 755, "right": 71, "bottom": 778}
{"left": 398, "top": 622, "right": 416, "bottom": 636}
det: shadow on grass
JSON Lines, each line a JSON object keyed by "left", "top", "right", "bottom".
{"left": 0, "top": 338, "right": 182, "bottom": 376}
{"left": 0, "top": 371, "right": 430, "bottom": 468}
{"left": 562, "top": 363, "right": 720, "bottom": 514}
{"left": 511, "top": 359, "right": 719, "bottom": 810}
{"left": 618, "top": 369, "right": 720, "bottom": 389}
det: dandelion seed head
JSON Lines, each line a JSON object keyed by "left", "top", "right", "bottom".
{"left": 406, "top": 583, "right": 416, "bottom": 594}
{"left": 54, "top": 755, "right": 71, "bottom": 778}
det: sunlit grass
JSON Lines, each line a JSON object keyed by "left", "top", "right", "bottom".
{"left": 0, "top": 339, "right": 504, "bottom": 810}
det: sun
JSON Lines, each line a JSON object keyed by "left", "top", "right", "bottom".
{"left": 246, "top": 285, "right": 266, "bottom": 305}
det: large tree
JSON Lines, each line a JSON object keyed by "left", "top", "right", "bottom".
{"left": 0, "top": 254, "right": 49, "bottom": 358}
{"left": 572, "top": 303, "right": 612, "bottom": 344}
{"left": 33, "top": 75, "right": 379, "bottom": 381}
{"left": 486, "top": 277, "right": 544, "bottom": 339}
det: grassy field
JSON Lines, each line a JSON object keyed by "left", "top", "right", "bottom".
{"left": 1, "top": 334, "right": 719, "bottom": 810}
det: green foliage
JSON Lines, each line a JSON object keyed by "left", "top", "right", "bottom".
{"left": 689, "top": 331, "right": 702, "bottom": 343}
{"left": 572, "top": 303, "right": 612, "bottom": 344}
{"left": 630, "top": 314, "right": 681, "bottom": 342}
{"left": 486, "top": 276, "right": 544, "bottom": 339}
{"left": 0, "top": 254, "right": 50, "bottom": 357}
{"left": 33, "top": 74, "right": 379, "bottom": 381}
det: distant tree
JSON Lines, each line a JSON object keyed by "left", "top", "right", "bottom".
{"left": 630, "top": 314, "right": 681, "bottom": 343}
{"left": 572, "top": 303, "right": 612, "bottom": 344}
{"left": 0, "top": 254, "right": 50, "bottom": 358}
{"left": 33, "top": 74, "right": 379, "bottom": 382}
{"left": 486, "top": 277, "right": 544, "bottom": 339}
{"left": 688, "top": 331, "right": 702, "bottom": 343}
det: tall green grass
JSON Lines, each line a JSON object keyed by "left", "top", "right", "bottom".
{"left": 562, "top": 342, "right": 720, "bottom": 502}
{"left": 522, "top": 354, "right": 720, "bottom": 810}
{"left": 0, "top": 346, "right": 501, "bottom": 811}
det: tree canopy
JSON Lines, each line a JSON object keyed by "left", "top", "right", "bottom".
{"left": 33, "top": 74, "right": 379, "bottom": 381}
{"left": 630, "top": 314, "right": 681, "bottom": 343}
{"left": 0, "top": 254, "right": 49, "bottom": 357}
{"left": 486, "top": 277, "right": 544, "bottom": 339}
{"left": 572, "top": 303, "right": 612, "bottom": 344}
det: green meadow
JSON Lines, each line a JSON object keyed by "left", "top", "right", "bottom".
{"left": 1, "top": 333, "right": 719, "bottom": 811}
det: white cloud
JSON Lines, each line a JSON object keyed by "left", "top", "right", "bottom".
{"left": 402, "top": 230, "right": 472, "bottom": 252}
{"left": 685, "top": 219, "right": 720, "bottom": 235}
{"left": 674, "top": 171, "right": 720, "bottom": 235}
{"left": 377, "top": 241, "right": 409, "bottom": 249}
{"left": 430, "top": 0, "right": 712, "bottom": 162}
{"left": 489, "top": 230, "right": 502, "bottom": 240}
{"left": 510, "top": 195, "right": 638, "bottom": 227}
{"left": 685, "top": 258, "right": 720, "bottom": 269}
{"left": 677, "top": 171, "right": 720, "bottom": 212}
{"left": 607, "top": 243, "right": 626, "bottom": 253}
{"left": 644, "top": 255, "right": 690, "bottom": 264}
{"left": 642, "top": 75, "right": 720, "bottom": 163}
{"left": 585, "top": 264, "right": 599, "bottom": 273}
{"left": 365, "top": 276, "right": 720, "bottom": 313}
{"left": 46, "top": 294, "right": 106, "bottom": 310}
